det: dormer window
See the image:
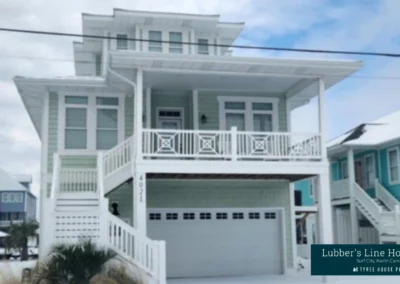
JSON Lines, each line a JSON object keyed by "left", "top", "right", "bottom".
{"left": 149, "top": 31, "right": 162, "bottom": 52}
{"left": 169, "top": 32, "right": 182, "bottom": 53}
{"left": 116, "top": 34, "right": 128, "bottom": 50}
{"left": 198, "top": 39, "right": 209, "bottom": 55}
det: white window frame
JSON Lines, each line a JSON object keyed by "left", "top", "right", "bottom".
{"left": 58, "top": 93, "right": 125, "bottom": 155}
{"left": 217, "top": 96, "right": 279, "bottom": 131}
{"left": 15, "top": 193, "right": 23, "bottom": 203}
{"left": 2, "top": 193, "right": 9, "bottom": 203}
{"left": 116, "top": 34, "right": 128, "bottom": 50}
{"left": 148, "top": 30, "right": 162, "bottom": 52}
{"left": 387, "top": 147, "right": 400, "bottom": 184}
{"left": 364, "top": 154, "right": 375, "bottom": 188}
{"left": 169, "top": 32, "right": 183, "bottom": 54}
{"left": 341, "top": 160, "right": 348, "bottom": 180}
{"left": 197, "top": 38, "right": 209, "bottom": 55}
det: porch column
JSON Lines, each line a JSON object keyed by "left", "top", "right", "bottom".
{"left": 146, "top": 87, "right": 151, "bottom": 128}
{"left": 347, "top": 148, "right": 359, "bottom": 244}
{"left": 318, "top": 78, "right": 327, "bottom": 159}
{"left": 134, "top": 171, "right": 147, "bottom": 234}
{"left": 192, "top": 89, "right": 199, "bottom": 129}
{"left": 316, "top": 173, "right": 333, "bottom": 283}
{"left": 134, "top": 69, "right": 143, "bottom": 159}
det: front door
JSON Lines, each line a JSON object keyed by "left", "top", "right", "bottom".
{"left": 157, "top": 109, "right": 183, "bottom": 154}
{"left": 354, "top": 160, "right": 363, "bottom": 188}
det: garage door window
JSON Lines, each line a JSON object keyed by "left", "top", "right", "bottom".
{"left": 183, "top": 213, "right": 195, "bottom": 220}
{"left": 249, "top": 212, "right": 260, "bottom": 219}
{"left": 200, "top": 213, "right": 211, "bottom": 220}
{"left": 166, "top": 213, "right": 178, "bottom": 220}
{"left": 216, "top": 212, "right": 228, "bottom": 219}
{"left": 265, "top": 212, "right": 276, "bottom": 219}
{"left": 233, "top": 212, "right": 244, "bottom": 219}
{"left": 149, "top": 213, "right": 161, "bottom": 220}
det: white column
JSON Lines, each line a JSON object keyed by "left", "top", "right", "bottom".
{"left": 347, "top": 148, "right": 359, "bottom": 244}
{"left": 318, "top": 78, "right": 327, "bottom": 159}
{"left": 134, "top": 69, "right": 143, "bottom": 159}
{"left": 146, "top": 87, "right": 151, "bottom": 128}
{"left": 134, "top": 171, "right": 147, "bottom": 234}
{"left": 316, "top": 173, "right": 333, "bottom": 244}
{"left": 286, "top": 99, "right": 292, "bottom": 132}
{"left": 192, "top": 89, "right": 199, "bottom": 130}
{"left": 289, "top": 182, "right": 297, "bottom": 268}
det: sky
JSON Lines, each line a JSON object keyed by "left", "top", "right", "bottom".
{"left": 0, "top": 0, "right": 400, "bottom": 197}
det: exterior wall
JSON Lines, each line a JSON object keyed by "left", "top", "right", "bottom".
{"left": 330, "top": 162, "right": 340, "bottom": 181}
{"left": 48, "top": 92, "right": 59, "bottom": 172}
{"left": 106, "top": 182, "right": 134, "bottom": 225}
{"left": 197, "top": 91, "right": 287, "bottom": 131}
{"left": 147, "top": 179, "right": 294, "bottom": 268}
{"left": 293, "top": 179, "right": 314, "bottom": 206}
{"left": 379, "top": 146, "right": 400, "bottom": 200}
{"left": 0, "top": 191, "right": 25, "bottom": 212}
{"left": 25, "top": 193, "right": 37, "bottom": 221}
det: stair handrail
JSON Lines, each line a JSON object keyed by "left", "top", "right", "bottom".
{"left": 353, "top": 182, "right": 382, "bottom": 221}
{"left": 375, "top": 179, "right": 400, "bottom": 211}
{"left": 102, "top": 136, "right": 133, "bottom": 178}
{"left": 49, "top": 153, "right": 61, "bottom": 212}
{"left": 106, "top": 213, "right": 166, "bottom": 284}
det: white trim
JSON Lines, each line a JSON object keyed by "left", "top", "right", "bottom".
{"left": 217, "top": 96, "right": 279, "bottom": 131}
{"left": 192, "top": 89, "right": 199, "bottom": 130}
{"left": 156, "top": 107, "right": 184, "bottom": 129}
{"left": 354, "top": 158, "right": 363, "bottom": 188}
{"left": 364, "top": 153, "right": 376, "bottom": 188}
{"left": 387, "top": 146, "right": 400, "bottom": 185}
{"left": 58, "top": 92, "right": 125, "bottom": 155}
{"left": 377, "top": 149, "right": 382, "bottom": 182}
{"left": 289, "top": 183, "right": 297, "bottom": 270}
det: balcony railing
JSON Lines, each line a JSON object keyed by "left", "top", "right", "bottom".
{"left": 142, "top": 128, "right": 322, "bottom": 161}
{"left": 331, "top": 179, "right": 350, "bottom": 200}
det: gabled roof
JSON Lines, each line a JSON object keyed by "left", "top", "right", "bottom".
{"left": 327, "top": 110, "right": 400, "bottom": 150}
{"left": 0, "top": 168, "right": 28, "bottom": 192}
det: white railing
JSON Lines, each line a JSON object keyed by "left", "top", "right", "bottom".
{"left": 142, "top": 128, "right": 322, "bottom": 160}
{"left": 331, "top": 179, "right": 350, "bottom": 200}
{"left": 353, "top": 182, "right": 382, "bottom": 225}
{"left": 103, "top": 136, "right": 133, "bottom": 178}
{"left": 375, "top": 179, "right": 400, "bottom": 211}
{"left": 107, "top": 213, "right": 166, "bottom": 284}
{"left": 379, "top": 211, "right": 400, "bottom": 236}
{"left": 59, "top": 169, "right": 97, "bottom": 193}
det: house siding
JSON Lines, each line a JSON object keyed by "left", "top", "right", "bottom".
{"left": 0, "top": 191, "right": 25, "bottom": 212}
{"left": 294, "top": 179, "right": 314, "bottom": 206}
{"left": 125, "top": 96, "right": 134, "bottom": 137}
{"left": 47, "top": 92, "right": 59, "bottom": 172}
{"left": 379, "top": 146, "right": 400, "bottom": 200}
{"left": 197, "top": 91, "right": 287, "bottom": 131}
{"left": 61, "top": 156, "right": 97, "bottom": 168}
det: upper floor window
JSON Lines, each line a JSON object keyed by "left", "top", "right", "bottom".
{"left": 365, "top": 155, "right": 375, "bottom": 188}
{"left": 218, "top": 97, "right": 277, "bottom": 132}
{"left": 198, "top": 39, "right": 209, "bottom": 55}
{"left": 149, "top": 31, "right": 162, "bottom": 52}
{"left": 388, "top": 148, "right": 399, "bottom": 183}
{"left": 169, "top": 32, "right": 182, "bottom": 54}
{"left": 1, "top": 193, "right": 23, "bottom": 203}
{"left": 65, "top": 96, "right": 88, "bottom": 150}
{"left": 61, "top": 95, "right": 124, "bottom": 152}
{"left": 116, "top": 34, "right": 128, "bottom": 50}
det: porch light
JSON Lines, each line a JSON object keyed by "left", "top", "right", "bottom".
{"left": 201, "top": 114, "right": 207, "bottom": 124}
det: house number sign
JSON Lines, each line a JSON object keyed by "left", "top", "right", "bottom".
{"left": 138, "top": 174, "right": 144, "bottom": 203}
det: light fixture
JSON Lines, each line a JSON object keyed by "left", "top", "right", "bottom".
{"left": 201, "top": 114, "right": 207, "bottom": 124}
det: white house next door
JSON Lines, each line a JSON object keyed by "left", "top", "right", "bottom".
{"left": 147, "top": 208, "right": 284, "bottom": 278}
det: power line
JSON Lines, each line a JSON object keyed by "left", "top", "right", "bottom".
{"left": 2, "top": 53, "right": 400, "bottom": 81}
{"left": 1, "top": 27, "right": 400, "bottom": 58}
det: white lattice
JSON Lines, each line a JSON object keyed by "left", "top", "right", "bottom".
{"left": 53, "top": 213, "right": 101, "bottom": 243}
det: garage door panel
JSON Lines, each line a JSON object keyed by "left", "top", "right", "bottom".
{"left": 148, "top": 208, "right": 284, "bottom": 278}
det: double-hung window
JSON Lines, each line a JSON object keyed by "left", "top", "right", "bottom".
{"left": 220, "top": 97, "right": 277, "bottom": 132}
{"left": 149, "top": 31, "right": 162, "bottom": 52}
{"left": 64, "top": 96, "right": 88, "bottom": 150}
{"left": 169, "top": 32, "right": 182, "bottom": 53}
{"left": 116, "top": 34, "right": 128, "bottom": 50}
{"left": 365, "top": 155, "right": 375, "bottom": 188}
{"left": 198, "top": 38, "right": 209, "bottom": 55}
{"left": 62, "top": 95, "right": 123, "bottom": 152}
{"left": 388, "top": 148, "right": 399, "bottom": 183}
{"left": 2, "top": 193, "right": 9, "bottom": 203}
{"left": 96, "top": 97, "right": 119, "bottom": 150}
{"left": 15, "top": 193, "right": 23, "bottom": 203}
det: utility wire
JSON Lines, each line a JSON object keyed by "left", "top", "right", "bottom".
{"left": 2, "top": 53, "right": 400, "bottom": 81}
{"left": 1, "top": 27, "right": 400, "bottom": 58}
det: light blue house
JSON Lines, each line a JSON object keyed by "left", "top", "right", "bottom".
{"left": 0, "top": 168, "right": 37, "bottom": 229}
{"left": 329, "top": 110, "right": 400, "bottom": 244}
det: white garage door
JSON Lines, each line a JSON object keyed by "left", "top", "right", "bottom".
{"left": 147, "top": 208, "right": 284, "bottom": 278}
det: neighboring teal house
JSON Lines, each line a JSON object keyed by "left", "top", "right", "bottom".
{"left": 329, "top": 110, "right": 400, "bottom": 245}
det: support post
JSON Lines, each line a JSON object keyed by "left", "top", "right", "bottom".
{"left": 134, "top": 171, "right": 147, "bottom": 234}
{"left": 231, "top": 127, "right": 237, "bottom": 161}
{"left": 316, "top": 173, "right": 334, "bottom": 283}
{"left": 158, "top": 240, "right": 167, "bottom": 284}
{"left": 192, "top": 89, "right": 199, "bottom": 130}
{"left": 347, "top": 148, "right": 359, "bottom": 244}
{"left": 134, "top": 69, "right": 143, "bottom": 160}
{"left": 146, "top": 87, "right": 151, "bottom": 128}
{"left": 318, "top": 78, "right": 327, "bottom": 159}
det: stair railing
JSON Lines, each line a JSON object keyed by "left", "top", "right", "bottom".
{"left": 353, "top": 182, "right": 382, "bottom": 223}
{"left": 375, "top": 179, "right": 400, "bottom": 211}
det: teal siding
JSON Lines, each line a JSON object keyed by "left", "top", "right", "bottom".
{"left": 197, "top": 91, "right": 287, "bottom": 131}
{"left": 331, "top": 162, "right": 340, "bottom": 181}
{"left": 379, "top": 146, "right": 400, "bottom": 200}
{"left": 294, "top": 179, "right": 314, "bottom": 206}
{"left": 151, "top": 90, "right": 192, "bottom": 129}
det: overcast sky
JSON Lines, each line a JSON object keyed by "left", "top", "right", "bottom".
{"left": 1, "top": 0, "right": 400, "bottom": 197}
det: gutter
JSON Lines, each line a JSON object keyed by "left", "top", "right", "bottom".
{"left": 106, "top": 66, "right": 137, "bottom": 91}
